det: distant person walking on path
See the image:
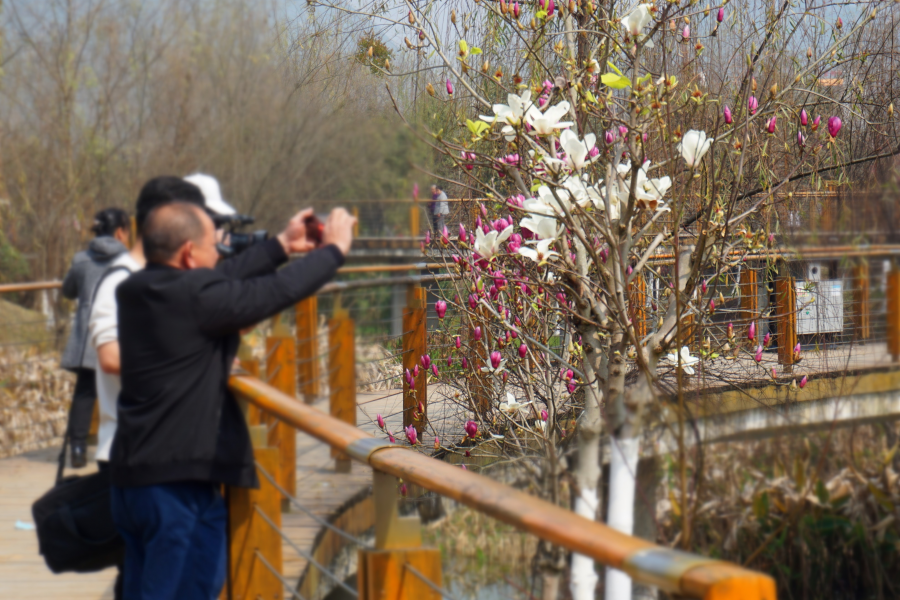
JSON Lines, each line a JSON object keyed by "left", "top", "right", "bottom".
{"left": 60, "top": 208, "right": 129, "bottom": 468}
{"left": 431, "top": 184, "right": 449, "bottom": 232}
{"left": 110, "top": 200, "right": 355, "bottom": 599}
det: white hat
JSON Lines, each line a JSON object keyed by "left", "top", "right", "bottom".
{"left": 184, "top": 173, "right": 237, "bottom": 216}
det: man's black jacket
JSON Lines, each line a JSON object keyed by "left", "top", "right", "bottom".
{"left": 110, "top": 239, "right": 344, "bottom": 488}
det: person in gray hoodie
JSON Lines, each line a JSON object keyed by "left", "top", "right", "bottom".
{"left": 60, "top": 208, "right": 130, "bottom": 467}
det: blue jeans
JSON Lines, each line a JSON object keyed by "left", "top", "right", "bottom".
{"left": 111, "top": 482, "right": 227, "bottom": 600}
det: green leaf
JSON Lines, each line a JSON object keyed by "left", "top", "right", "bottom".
{"left": 606, "top": 62, "right": 624, "bottom": 76}
{"left": 601, "top": 73, "right": 631, "bottom": 89}
{"left": 470, "top": 47, "right": 483, "bottom": 55}
{"left": 459, "top": 40, "right": 468, "bottom": 56}
{"left": 466, "top": 119, "right": 490, "bottom": 136}
{"left": 584, "top": 90, "right": 597, "bottom": 104}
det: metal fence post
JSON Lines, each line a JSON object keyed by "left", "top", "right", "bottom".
{"left": 888, "top": 265, "right": 900, "bottom": 361}
{"left": 402, "top": 285, "right": 427, "bottom": 434}
{"left": 852, "top": 261, "right": 871, "bottom": 341}
{"left": 295, "top": 296, "right": 320, "bottom": 404}
{"left": 329, "top": 307, "right": 356, "bottom": 472}
{"left": 227, "top": 443, "right": 282, "bottom": 600}
{"left": 357, "top": 470, "right": 442, "bottom": 600}
{"left": 776, "top": 270, "right": 797, "bottom": 369}
{"left": 266, "top": 327, "right": 297, "bottom": 503}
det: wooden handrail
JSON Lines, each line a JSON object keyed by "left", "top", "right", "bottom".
{"left": 229, "top": 375, "right": 776, "bottom": 599}
{"left": 0, "top": 281, "right": 62, "bottom": 293}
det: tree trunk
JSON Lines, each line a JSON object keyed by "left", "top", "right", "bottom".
{"left": 604, "top": 436, "right": 641, "bottom": 600}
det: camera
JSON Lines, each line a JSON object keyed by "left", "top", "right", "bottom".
{"left": 212, "top": 214, "right": 268, "bottom": 257}
{"left": 304, "top": 214, "right": 327, "bottom": 248}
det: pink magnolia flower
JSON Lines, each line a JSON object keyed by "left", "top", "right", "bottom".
{"left": 519, "top": 343, "right": 528, "bottom": 358}
{"left": 567, "top": 382, "right": 576, "bottom": 394}
{"left": 754, "top": 345, "right": 763, "bottom": 362}
{"left": 473, "top": 326, "right": 482, "bottom": 341}
{"left": 723, "top": 106, "right": 732, "bottom": 124}
{"left": 766, "top": 116, "right": 777, "bottom": 134}
{"left": 763, "top": 332, "right": 771, "bottom": 347}
{"left": 701, "top": 279, "right": 708, "bottom": 294}
{"left": 434, "top": 436, "right": 440, "bottom": 450}
{"left": 462, "top": 357, "right": 468, "bottom": 369}
{"left": 717, "top": 7, "right": 724, "bottom": 22}
{"left": 388, "top": 431, "right": 396, "bottom": 443}
{"left": 421, "top": 354, "right": 431, "bottom": 369}
{"left": 459, "top": 223, "right": 466, "bottom": 239}
{"left": 618, "top": 125, "right": 628, "bottom": 137}
{"left": 748, "top": 96, "right": 758, "bottom": 115}
{"left": 460, "top": 464, "right": 467, "bottom": 470}
{"left": 413, "top": 364, "right": 419, "bottom": 377}
{"left": 465, "top": 420, "right": 478, "bottom": 438}
{"left": 441, "top": 225, "right": 450, "bottom": 244}
{"left": 709, "top": 299, "right": 716, "bottom": 313}
{"left": 682, "top": 24, "right": 690, "bottom": 39}
{"left": 811, "top": 115, "right": 821, "bottom": 131}
{"left": 727, "top": 322, "right": 734, "bottom": 338}
{"left": 406, "top": 425, "right": 418, "bottom": 445}
{"left": 377, "top": 414, "right": 385, "bottom": 429}
{"left": 771, "top": 367, "right": 777, "bottom": 378}
{"left": 431, "top": 364, "right": 439, "bottom": 377}
{"left": 435, "top": 300, "right": 447, "bottom": 319}
{"left": 455, "top": 336, "right": 461, "bottom": 349}
{"left": 547, "top": 0, "right": 555, "bottom": 16}
{"left": 490, "top": 350, "right": 502, "bottom": 369}
{"left": 446, "top": 79, "right": 454, "bottom": 95}
{"left": 513, "top": 2, "right": 521, "bottom": 18}
{"left": 797, "top": 131, "right": 806, "bottom": 148}
{"left": 827, "top": 116, "right": 842, "bottom": 138}
{"left": 424, "top": 230, "right": 431, "bottom": 245}
{"left": 447, "top": 355, "right": 453, "bottom": 367}
{"left": 541, "top": 410, "right": 548, "bottom": 421}
{"left": 605, "top": 130, "right": 616, "bottom": 145}
{"left": 748, "top": 321, "right": 756, "bottom": 341}
{"left": 800, "top": 109, "right": 808, "bottom": 126}
{"left": 799, "top": 375, "right": 808, "bottom": 388}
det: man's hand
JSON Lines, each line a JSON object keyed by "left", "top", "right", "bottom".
{"left": 276, "top": 208, "right": 317, "bottom": 255}
{"left": 322, "top": 208, "right": 356, "bottom": 256}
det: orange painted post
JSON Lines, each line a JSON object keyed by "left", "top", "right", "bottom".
{"left": 352, "top": 207, "right": 360, "bottom": 238}
{"left": 739, "top": 268, "right": 759, "bottom": 342}
{"left": 888, "top": 266, "right": 900, "bottom": 361}
{"left": 329, "top": 309, "right": 356, "bottom": 472}
{"left": 227, "top": 446, "right": 283, "bottom": 600}
{"left": 410, "top": 202, "right": 420, "bottom": 237}
{"left": 852, "top": 261, "right": 870, "bottom": 341}
{"left": 265, "top": 334, "right": 297, "bottom": 501}
{"left": 776, "top": 272, "right": 797, "bottom": 368}
{"left": 628, "top": 274, "right": 647, "bottom": 341}
{"left": 402, "top": 286, "right": 427, "bottom": 434}
{"left": 295, "top": 296, "right": 320, "bottom": 404}
{"left": 241, "top": 355, "right": 262, "bottom": 426}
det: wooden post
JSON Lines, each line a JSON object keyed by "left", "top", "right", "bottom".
{"left": 628, "top": 275, "right": 647, "bottom": 341}
{"left": 266, "top": 333, "right": 297, "bottom": 502}
{"left": 227, "top": 445, "right": 283, "bottom": 600}
{"left": 888, "top": 266, "right": 900, "bottom": 361}
{"left": 357, "top": 471, "right": 442, "bottom": 600}
{"left": 352, "top": 207, "right": 360, "bottom": 238}
{"left": 852, "top": 261, "right": 871, "bottom": 341}
{"left": 295, "top": 296, "right": 320, "bottom": 404}
{"left": 329, "top": 308, "right": 356, "bottom": 472}
{"left": 402, "top": 285, "right": 427, "bottom": 434}
{"left": 739, "top": 268, "right": 759, "bottom": 342}
{"left": 776, "top": 271, "right": 797, "bottom": 368}
{"left": 410, "top": 202, "right": 420, "bottom": 237}
{"left": 240, "top": 346, "right": 262, "bottom": 426}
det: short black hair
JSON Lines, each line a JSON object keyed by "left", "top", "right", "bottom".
{"left": 91, "top": 208, "right": 130, "bottom": 237}
{"left": 432, "top": 183, "right": 443, "bottom": 190}
{"left": 135, "top": 176, "right": 205, "bottom": 232}
{"left": 142, "top": 202, "right": 207, "bottom": 264}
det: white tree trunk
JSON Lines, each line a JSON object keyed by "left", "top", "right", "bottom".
{"left": 569, "top": 486, "right": 600, "bottom": 599}
{"left": 604, "top": 436, "right": 641, "bottom": 600}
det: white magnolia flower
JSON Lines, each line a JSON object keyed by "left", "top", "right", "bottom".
{"left": 474, "top": 224, "right": 513, "bottom": 259}
{"left": 561, "top": 175, "right": 597, "bottom": 208}
{"left": 594, "top": 180, "right": 624, "bottom": 220}
{"left": 622, "top": 4, "right": 653, "bottom": 35}
{"left": 480, "top": 91, "right": 534, "bottom": 140}
{"left": 535, "top": 185, "right": 573, "bottom": 215}
{"left": 499, "top": 392, "right": 532, "bottom": 416}
{"left": 633, "top": 163, "right": 672, "bottom": 211}
{"left": 518, "top": 238, "right": 560, "bottom": 264}
{"left": 520, "top": 214, "right": 560, "bottom": 240}
{"left": 678, "top": 130, "right": 714, "bottom": 168}
{"left": 560, "top": 129, "right": 597, "bottom": 171}
{"left": 523, "top": 195, "right": 557, "bottom": 217}
{"left": 665, "top": 346, "right": 700, "bottom": 375}
{"left": 525, "top": 100, "right": 574, "bottom": 135}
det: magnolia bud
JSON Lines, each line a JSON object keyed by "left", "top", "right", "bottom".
{"left": 889, "top": 103, "right": 895, "bottom": 118}
{"left": 807, "top": 47, "right": 813, "bottom": 59}
{"left": 769, "top": 83, "right": 777, "bottom": 97}
{"left": 408, "top": 10, "right": 415, "bottom": 24}
{"left": 367, "top": 46, "right": 374, "bottom": 58}
{"left": 426, "top": 82, "right": 435, "bottom": 96}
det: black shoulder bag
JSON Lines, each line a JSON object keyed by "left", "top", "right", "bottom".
{"left": 31, "top": 265, "right": 131, "bottom": 573}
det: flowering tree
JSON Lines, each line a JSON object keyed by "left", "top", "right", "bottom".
{"left": 314, "top": 0, "right": 900, "bottom": 597}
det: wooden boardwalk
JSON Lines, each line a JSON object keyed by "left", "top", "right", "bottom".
{"left": 0, "top": 390, "right": 403, "bottom": 599}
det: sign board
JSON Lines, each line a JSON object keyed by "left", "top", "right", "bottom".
{"left": 796, "top": 280, "right": 844, "bottom": 334}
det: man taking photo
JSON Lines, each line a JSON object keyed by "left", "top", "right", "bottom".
{"left": 110, "top": 201, "right": 355, "bottom": 599}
